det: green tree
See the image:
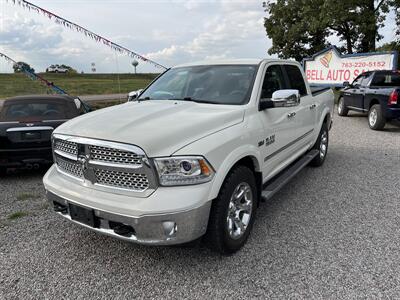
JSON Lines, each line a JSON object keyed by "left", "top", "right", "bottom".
{"left": 321, "top": 0, "right": 359, "bottom": 54}
{"left": 355, "top": 0, "right": 390, "bottom": 52}
{"left": 264, "top": 0, "right": 395, "bottom": 59}
{"left": 390, "top": 0, "right": 400, "bottom": 40}
{"left": 264, "top": 0, "right": 328, "bottom": 61}
{"left": 60, "top": 64, "right": 77, "bottom": 73}
{"left": 376, "top": 41, "right": 400, "bottom": 66}
{"left": 13, "top": 62, "right": 35, "bottom": 73}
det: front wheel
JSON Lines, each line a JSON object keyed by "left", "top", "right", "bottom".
{"left": 368, "top": 104, "right": 386, "bottom": 130}
{"left": 310, "top": 122, "right": 329, "bottom": 167}
{"left": 337, "top": 97, "right": 349, "bottom": 116}
{"left": 204, "top": 165, "right": 257, "bottom": 254}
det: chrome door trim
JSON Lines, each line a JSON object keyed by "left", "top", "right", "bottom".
{"left": 347, "top": 106, "right": 368, "bottom": 112}
{"left": 264, "top": 129, "right": 314, "bottom": 162}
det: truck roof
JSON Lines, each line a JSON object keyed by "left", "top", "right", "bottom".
{"left": 174, "top": 58, "right": 296, "bottom": 68}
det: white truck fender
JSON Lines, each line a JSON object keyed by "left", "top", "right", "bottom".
{"left": 207, "top": 144, "right": 262, "bottom": 200}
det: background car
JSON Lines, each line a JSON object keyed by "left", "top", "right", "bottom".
{"left": 46, "top": 65, "right": 69, "bottom": 73}
{"left": 0, "top": 95, "right": 90, "bottom": 174}
{"left": 338, "top": 70, "right": 400, "bottom": 130}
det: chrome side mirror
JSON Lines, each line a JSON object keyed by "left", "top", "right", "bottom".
{"left": 343, "top": 81, "right": 350, "bottom": 87}
{"left": 127, "top": 89, "right": 144, "bottom": 102}
{"left": 271, "top": 89, "right": 300, "bottom": 107}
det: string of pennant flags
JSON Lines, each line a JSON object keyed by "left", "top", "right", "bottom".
{"left": 0, "top": 52, "right": 67, "bottom": 94}
{"left": 6, "top": 0, "right": 167, "bottom": 70}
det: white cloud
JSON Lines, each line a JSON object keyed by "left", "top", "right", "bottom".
{"left": 2, "top": 0, "right": 394, "bottom": 74}
{"left": 146, "top": 1, "right": 268, "bottom": 64}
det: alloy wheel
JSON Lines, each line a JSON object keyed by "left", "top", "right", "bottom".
{"left": 320, "top": 131, "right": 328, "bottom": 159}
{"left": 226, "top": 182, "right": 253, "bottom": 240}
{"left": 369, "top": 108, "right": 377, "bottom": 127}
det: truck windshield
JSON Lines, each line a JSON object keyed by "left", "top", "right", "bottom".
{"left": 138, "top": 65, "right": 258, "bottom": 105}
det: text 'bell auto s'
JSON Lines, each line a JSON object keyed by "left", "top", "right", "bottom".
{"left": 43, "top": 59, "right": 334, "bottom": 254}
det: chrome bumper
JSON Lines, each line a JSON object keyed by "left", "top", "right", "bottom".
{"left": 46, "top": 191, "right": 211, "bottom": 245}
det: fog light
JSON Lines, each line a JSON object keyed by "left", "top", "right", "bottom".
{"left": 162, "top": 221, "right": 177, "bottom": 238}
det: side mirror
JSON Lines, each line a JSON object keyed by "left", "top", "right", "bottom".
{"left": 127, "top": 89, "right": 144, "bottom": 102}
{"left": 260, "top": 89, "right": 300, "bottom": 110}
{"left": 272, "top": 89, "right": 300, "bottom": 107}
{"left": 343, "top": 81, "right": 350, "bottom": 87}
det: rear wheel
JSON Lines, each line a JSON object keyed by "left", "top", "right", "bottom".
{"left": 368, "top": 104, "right": 386, "bottom": 130}
{"left": 310, "top": 122, "right": 329, "bottom": 167}
{"left": 204, "top": 165, "right": 257, "bottom": 254}
{"left": 337, "top": 97, "right": 348, "bottom": 116}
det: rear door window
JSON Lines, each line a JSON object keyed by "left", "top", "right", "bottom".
{"left": 371, "top": 73, "right": 400, "bottom": 87}
{"left": 283, "top": 65, "right": 308, "bottom": 96}
{"left": 1, "top": 101, "right": 68, "bottom": 121}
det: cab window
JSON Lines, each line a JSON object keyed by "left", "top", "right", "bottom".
{"left": 352, "top": 75, "right": 364, "bottom": 87}
{"left": 261, "top": 65, "right": 288, "bottom": 99}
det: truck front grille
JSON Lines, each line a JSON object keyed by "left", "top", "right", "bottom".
{"left": 95, "top": 169, "right": 149, "bottom": 191}
{"left": 56, "top": 156, "right": 83, "bottom": 178}
{"left": 54, "top": 139, "right": 78, "bottom": 156}
{"left": 89, "top": 145, "right": 142, "bottom": 165}
{"left": 52, "top": 135, "right": 156, "bottom": 196}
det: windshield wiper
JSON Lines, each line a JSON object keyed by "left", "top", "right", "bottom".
{"left": 169, "top": 97, "right": 220, "bottom": 104}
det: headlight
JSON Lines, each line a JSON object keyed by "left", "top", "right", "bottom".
{"left": 154, "top": 156, "right": 215, "bottom": 186}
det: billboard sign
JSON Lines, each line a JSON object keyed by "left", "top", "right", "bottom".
{"left": 303, "top": 46, "right": 398, "bottom": 86}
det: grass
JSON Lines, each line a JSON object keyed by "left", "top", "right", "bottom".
{"left": 16, "top": 193, "right": 40, "bottom": 201}
{"left": 8, "top": 211, "right": 29, "bottom": 220}
{"left": 0, "top": 73, "right": 157, "bottom": 98}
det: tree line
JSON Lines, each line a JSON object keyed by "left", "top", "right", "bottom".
{"left": 263, "top": 0, "right": 400, "bottom": 61}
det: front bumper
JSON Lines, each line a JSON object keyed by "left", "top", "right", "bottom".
{"left": 44, "top": 165, "right": 213, "bottom": 245}
{"left": 47, "top": 191, "right": 211, "bottom": 245}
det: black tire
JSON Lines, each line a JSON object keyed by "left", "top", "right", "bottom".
{"left": 309, "top": 122, "right": 329, "bottom": 167}
{"left": 204, "top": 165, "right": 257, "bottom": 254}
{"left": 368, "top": 104, "right": 386, "bottom": 130}
{"left": 337, "top": 97, "right": 349, "bottom": 116}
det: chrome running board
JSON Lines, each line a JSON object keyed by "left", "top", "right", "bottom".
{"left": 261, "top": 149, "right": 319, "bottom": 202}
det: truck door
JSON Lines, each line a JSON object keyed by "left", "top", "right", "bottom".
{"left": 282, "top": 64, "right": 315, "bottom": 148}
{"left": 258, "top": 64, "right": 297, "bottom": 180}
{"left": 344, "top": 75, "right": 366, "bottom": 111}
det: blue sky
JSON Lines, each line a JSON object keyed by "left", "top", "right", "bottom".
{"left": 0, "top": 0, "right": 397, "bottom": 73}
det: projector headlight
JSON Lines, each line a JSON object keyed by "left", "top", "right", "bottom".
{"left": 154, "top": 156, "right": 215, "bottom": 186}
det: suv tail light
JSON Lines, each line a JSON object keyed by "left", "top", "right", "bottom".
{"left": 389, "top": 90, "right": 398, "bottom": 106}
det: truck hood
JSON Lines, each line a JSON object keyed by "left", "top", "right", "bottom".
{"left": 54, "top": 100, "right": 245, "bottom": 157}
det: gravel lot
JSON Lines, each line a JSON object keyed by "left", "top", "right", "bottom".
{"left": 1, "top": 112, "right": 399, "bottom": 299}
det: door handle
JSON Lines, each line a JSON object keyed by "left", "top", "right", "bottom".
{"left": 287, "top": 112, "right": 296, "bottom": 118}
{"left": 310, "top": 104, "right": 317, "bottom": 109}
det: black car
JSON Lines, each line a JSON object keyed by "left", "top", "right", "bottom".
{"left": 0, "top": 95, "right": 90, "bottom": 173}
{"left": 338, "top": 70, "right": 400, "bottom": 130}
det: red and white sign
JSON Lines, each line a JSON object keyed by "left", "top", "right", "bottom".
{"left": 304, "top": 46, "right": 397, "bottom": 85}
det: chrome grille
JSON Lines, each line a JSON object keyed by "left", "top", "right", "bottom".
{"left": 95, "top": 169, "right": 149, "bottom": 191}
{"left": 56, "top": 157, "right": 83, "bottom": 178}
{"left": 89, "top": 145, "right": 142, "bottom": 165}
{"left": 54, "top": 139, "right": 78, "bottom": 156}
{"left": 52, "top": 134, "right": 156, "bottom": 196}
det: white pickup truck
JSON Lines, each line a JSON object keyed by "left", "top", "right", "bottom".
{"left": 43, "top": 59, "right": 334, "bottom": 254}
